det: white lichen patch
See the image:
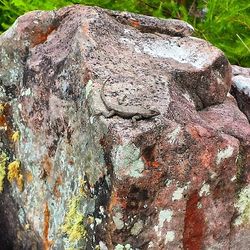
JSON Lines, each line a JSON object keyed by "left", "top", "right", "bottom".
{"left": 182, "top": 92, "right": 194, "bottom": 104}
{"left": 167, "top": 125, "right": 181, "bottom": 144}
{"left": 165, "top": 179, "right": 173, "bottom": 187}
{"left": 131, "top": 219, "right": 144, "bottom": 235}
{"left": 85, "top": 79, "right": 93, "bottom": 98}
{"left": 210, "top": 171, "right": 217, "bottom": 179}
{"left": 172, "top": 185, "right": 188, "bottom": 201}
{"left": 125, "top": 244, "right": 132, "bottom": 249}
{"left": 216, "top": 145, "right": 234, "bottom": 165}
{"left": 99, "top": 241, "right": 108, "bottom": 250}
{"left": 114, "top": 244, "right": 133, "bottom": 250}
{"left": 114, "top": 244, "right": 124, "bottom": 250}
{"left": 20, "top": 87, "right": 31, "bottom": 96}
{"left": 231, "top": 175, "right": 236, "bottom": 182}
{"left": 112, "top": 143, "right": 144, "bottom": 180}
{"left": 154, "top": 209, "right": 173, "bottom": 236}
{"left": 140, "top": 39, "right": 212, "bottom": 69}
{"left": 199, "top": 183, "right": 210, "bottom": 197}
{"left": 113, "top": 212, "right": 124, "bottom": 230}
{"left": 234, "top": 185, "right": 250, "bottom": 226}
{"left": 165, "top": 231, "right": 175, "bottom": 244}
{"left": 197, "top": 202, "right": 202, "bottom": 209}
{"left": 95, "top": 218, "right": 102, "bottom": 225}
{"left": 233, "top": 75, "right": 250, "bottom": 97}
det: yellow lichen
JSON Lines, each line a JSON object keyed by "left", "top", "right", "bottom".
{"left": 0, "top": 153, "right": 7, "bottom": 193}
{"left": 79, "top": 177, "right": 88, "bottom": 197}
{"left": 61, "top": 196, "right": 86, "bottom": 244}
{"left": 7, "top": 160, "right": 24, "bottom": 192}
{"left": 11, "top": 131, "right": 20, "bottom": 142}
{"left": 0, "top": 103, "right": 5, "bottom": 115}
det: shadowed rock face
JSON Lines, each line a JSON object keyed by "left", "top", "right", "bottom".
{"left": 0, "top": 5, "right": 249, "bottom": 250}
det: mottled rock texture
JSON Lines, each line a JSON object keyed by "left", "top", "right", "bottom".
{"left": 231, "top": 65, "right": 250, "bottom": 122}
{"left": 0, "top": 5, "right": 249, "bottom": 250}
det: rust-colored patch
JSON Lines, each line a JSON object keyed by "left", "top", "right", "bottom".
{"left": 0, "top": 103, "right": 15, "bottom": 139}
{"left": 43, "top": 202, "right": 52, "bottom": 250}
{"left": 25, "top": 170, "right": 33, "bottom": 184}
{"left": 186, "top": 124, "right": 210, "bottom": 141}
{"left": 141, "top": 144, "right": 160, "bottom": 168}
{"left": 183, "top": 191, "right": 205, "bottom": 250}
{"left": 108, "top": 189, "right": 127, "bottom": 210}
{"left": 0, "top": 114, "right": 7, "bottom": 128}
{"left": 68, "top": 159, "right": 74, "bottom": 165}
{"left": 199, "top": 149, "right": 213, "bottom": 169}
{"left": 31, "top": 25, "right": 57, "bottom": 47}
{"left": 41, "top": 155, "right": 53, "bottom": 179}
{"left": 82, "top": 24, "right": 89, "bottom": 34}
{"left": 129, "top": 19, "right": 140, "bottom": 28}
{"left": 53, "top": 175, "right": 63, "bottom": 199}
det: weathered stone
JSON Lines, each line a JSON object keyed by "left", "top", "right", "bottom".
{"left": 231, "top": 65, "right": 250, "bottom": 122}
{"left": 0, "top": 5, "right": 249, "bottom": 250}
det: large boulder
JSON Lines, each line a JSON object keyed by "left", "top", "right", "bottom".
{"left": 0, "top": 5, "right": 249, "bottom": 250}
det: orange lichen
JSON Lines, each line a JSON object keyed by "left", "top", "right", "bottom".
{"left": 141, "top": 144, "right": 160, "bottom": 168}
{"left": 7, "top": 160, "right": 23, "bottom": 192}
{"left": 108, "top": 189, "right": 127, "bottom": 210}
{"left": 129, "top": 19, "right": 140, "bottom": 28}
{"left": 53, "top": 175, "right": 62, "bottom": 199}
{"left": 31, "top": 25, "right": 57, "bottom": 47}
{"left": 41, "top": 155, "right": 53, "bottom": 179}
{"left": 25, "top": 170, "right": 33, "bottom": 184}
{"left": 43, "top": 202, "right": 52, "bottom": 250}
{"left": 0, "top": 113, "right": 7, "bottom": 129}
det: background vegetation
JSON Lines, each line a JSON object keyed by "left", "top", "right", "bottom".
{"left": 0, "top": 0, "right": 249, "bottom": 67}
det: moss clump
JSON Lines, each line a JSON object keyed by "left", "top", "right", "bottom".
{"left": 61, "top": 196, "right": 86, "bottom": 244}
{"left": 0, "top": 152, "right": 8, "bottom": 193}
{"left": 7, "top": 160, "right": 23, "bottom": 192}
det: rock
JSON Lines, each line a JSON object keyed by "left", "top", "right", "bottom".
{"left": 231, "top": 65, "right": 250, "bottom": 122}
{"left": 0, "top": 5, "right": 249, "bottom": 250}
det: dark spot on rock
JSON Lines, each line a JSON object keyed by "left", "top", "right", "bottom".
{"left": 4, "top": 84, "right": 17, "bottom": 99}
{"left": 127, "top": 185, "right": 149, "bottom": 210}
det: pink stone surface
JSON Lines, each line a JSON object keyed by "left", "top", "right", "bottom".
{"left": 0, "top": 5, "right": 249, "bottom": 250}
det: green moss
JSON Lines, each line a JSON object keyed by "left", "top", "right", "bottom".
{"left": 0, "top": 152, "right": 8, "bottom": 193}
{"left": 61, "top": 196, "right": 86, "bottom": 244}
{"left": 236, "top": 153, "right": 245, "bottom": 183}
{"left": 234, "top": 185, "right": 250, "bottom": 226}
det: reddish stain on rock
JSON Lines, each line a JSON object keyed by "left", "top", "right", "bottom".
{"left": 129, "top": 19, "right": 140, "bottom": 28}
{"left": 43, "top": 202, "right": 52, "bottom": 250}
{"left": 31, "top": 25, "right": 57, "bottom": 47}
{"left": 183, "top": 191, "right": 205, "bottom": 250}
{"left": 53, "top": 175, "right": 63, "bottom": 199}
{"left": 41, "top": 155, "right": 53, "bottom": 180}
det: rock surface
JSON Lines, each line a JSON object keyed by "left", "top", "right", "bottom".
{"left": 0, "top": 5, "right": 249, "bottom": 250}
{"left": 231, "top": 65, "right": 250, "bottom": 122}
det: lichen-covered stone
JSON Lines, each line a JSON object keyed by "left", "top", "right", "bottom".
{"left": 0, "top": 5, "right": 249, "bottom": 250}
